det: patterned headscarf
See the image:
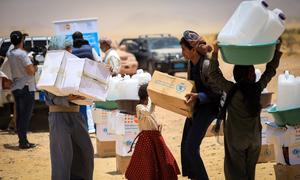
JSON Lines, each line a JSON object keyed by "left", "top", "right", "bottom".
{"left": 182, "top": 30, "right": 212, "bottom": 54}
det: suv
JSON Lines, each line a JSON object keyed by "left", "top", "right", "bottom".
{"left": 119, "top": 34, "right": 186, "bottom": 75}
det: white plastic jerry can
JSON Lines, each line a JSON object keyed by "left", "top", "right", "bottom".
{"left": 118, "top": 75, "right": 139, "bottom": 100}
{"left": 277, "top": 71, "right": 297, "bottom": 111}
{"left": 132, "top": 69, "right": 152, "bottom": 85}
{"left": 107, "top": 74, "right": 122, "bottom": 101}
{"left": 217, "top": 0, "right": 269, "bottom": 44}
{"left": 251, "top": 8, "right": 286, "bottom": 44}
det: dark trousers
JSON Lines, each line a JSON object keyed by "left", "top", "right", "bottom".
{"left": 12, "top": 86, "right": 34, "bottom": 144}
{"left": 49, "top": 112, "right": 94, "bottom": 180}
{"left": 181, "top": 108, "right": 216, "bottom": 180}
{"left": 79, "top": 105, "right": 88, "bottom": 129}
{"left": 224, "top": 128, "right": 261, "bottom": 180}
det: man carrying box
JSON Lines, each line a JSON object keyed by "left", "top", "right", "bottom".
{"left": 180, "top": 30, "right": 222, "bottom": 180}
{"left": 45, "top": 36, "right": 94, "bottom": 180}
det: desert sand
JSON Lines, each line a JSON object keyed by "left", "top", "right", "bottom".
{"left": 0, "top": 109, "right": 277, "bottom": 180}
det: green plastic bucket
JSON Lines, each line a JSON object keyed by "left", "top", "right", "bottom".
{"left": 267, "top": 105, "right": 300, "bottom": 126}
{"left": 94, "top": 101, "right": 118, "bottom": 110}
{"left": 218, "top": 41, "right": 277, "bottom": 65}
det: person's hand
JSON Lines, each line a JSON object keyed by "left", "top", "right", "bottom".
{"left": 68, "top": 94, "right": 86, "bottom": 101}
{"left": 185, "top": 93, "right": 198, "bottom": 105}
{"left": 276, "top": 37, "right": 282, "bottom": 51}
{"left": 212, "top": 40, "right": 219, "bottom": 54}
{"left": 105, "top": 64, "right": 113, "bottom": 73}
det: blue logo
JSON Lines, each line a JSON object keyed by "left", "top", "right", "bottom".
{"left": 293, "top": 148, "right": 300, "bottom": 155}
{"left": 125, "top": 140, "right": 133, "bottom": 146}
{"left": 176, "top": 83, "right": 186, "bottom": 93}
{"left": 103, "top": 128, "right": 108, "bottom": 133}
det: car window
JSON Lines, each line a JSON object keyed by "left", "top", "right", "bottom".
{"left": 34, "top": 40, "right": 47, "bottom": 47}
{"left": 121, "top": 40, "right": 140, "bottom": 51}
{"left": 0, "top": 41, "right": 11, "bottom": 57}
{"left": 147, "top": 37, "right": 180, "bottom": 50}
{"left": 24, "top": 40, "right": 32, "bottom": 52}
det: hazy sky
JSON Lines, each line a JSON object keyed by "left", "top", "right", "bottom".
{"left": 1, "top": 0, "right": 300, "bottom": 40}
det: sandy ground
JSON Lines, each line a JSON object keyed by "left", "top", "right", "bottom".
{"left": 0, "top": 109, "right": 276, "bottom": 180}
{"left": 0, "top": 53, "right": 300, "bottom": 180}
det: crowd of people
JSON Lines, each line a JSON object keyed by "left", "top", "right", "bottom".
{"left": 1, "top": 29, "right": 282, "bottom": 180}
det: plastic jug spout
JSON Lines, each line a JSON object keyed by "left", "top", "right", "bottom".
{"left": 260, "top": 0, "right": 269, "bottom": 8}
{"left": 136, "top": 69, "right": 143, "bottom": 74}
{"left": 279, "top": 13, "right": 286, "bottom": 21}
{"left": 124, "top": 75, "right": 130, "bottom": 80}
{"left": 273, "top": 8, "right": 286, "bottom": 21}
{"left": 284, "top": 70, "right": 290, "bottom": 79}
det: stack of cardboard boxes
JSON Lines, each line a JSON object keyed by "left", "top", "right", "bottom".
{"left": 265, "top": 121, "right": 300, "bottom": 179}
{"left": 37, "top": 50, "right": 111, "bottom": 105}
{"left": 114, "top": 113, "right": 139, "bottom": 174}
{"left": 92, "top": 109, "right": 139, "bottom": 173}
{"left": 93, "top": 109, "right": 118, "bottom": 158}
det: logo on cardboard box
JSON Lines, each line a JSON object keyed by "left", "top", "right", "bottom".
{"left": 102, "top": 127, "right": 108, "bottom": 135}
{"left": 176, "top": 83, "right": 186, "bottom": 93}
{"left": 292, "top": 148, "right": 300, "bottom": 157}
{"left": 262, "top": 148, "right": 272, "bottom": 156}
{"left": 125, "top": 140, "right": 133, "bottom": 146}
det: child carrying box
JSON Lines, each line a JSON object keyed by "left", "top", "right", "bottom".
{"left": 125, "top": 84, "right": 180, "bottom": 180}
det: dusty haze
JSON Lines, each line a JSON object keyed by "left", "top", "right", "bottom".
{"left": 1, "top": 0, "right": 300, "bottom": 40}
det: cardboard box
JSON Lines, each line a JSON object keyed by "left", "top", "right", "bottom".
{"left": 72, "top": 74, "right": 108, "bottom": 103}
{"left": 258, "top": 144, "right": 275, "bottom": 163}
{"left": 265, "top": 121, "right": 288, "bottom": 164}
{"left": 116, "top": 134, "right": 137, "bottom": 156}
{"left": 116, "top": 155, "right": 131, "bottom": 174}
{"left": 82, "top": 58, "right": 110, "bottom": 85}
{"left": 37, "top": 51, "right": 110, "bottom": 104}
{"left": 96, "top": 139, "right": 115, "bottom": 158}
{"left": 92, "top": 108, "right": 119, "bottom": 124}
{"left": 147, "top": 71, "right": 194, "bottom": 117}
{"left": 289, "top": 143, "right": 300, "bottom": 165}
{"left": 107, "top": 110, "right": 121, "bottom": 134}
{"left": 286, "top": 126, "right": 300, "bottom": 145}
{"left": 37, "top": 50, "right": 77, "bottom": 96}
{"left": 115, "top": 113, "right": 139, "bottom": 135}
{"left": 60, "top": 58, "right": 109, "bottom": 103}
{"left": 265, "top": 121, "right": 300, "bottom": 164}
{"left": 96, "top": 123, "right": 116, "bottom": 141}
{"left": 274, "top": 164, "right": 300, "bottom": 180}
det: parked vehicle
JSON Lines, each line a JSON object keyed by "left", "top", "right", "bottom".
{"left": 119, "top": 34, "right": 186, "bottom": 75}
{"left": 0, "top": 36, "right": 50, "bottom": 64}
